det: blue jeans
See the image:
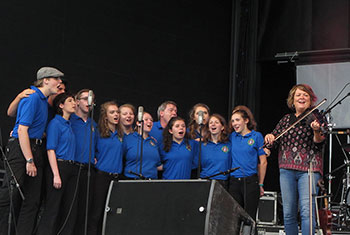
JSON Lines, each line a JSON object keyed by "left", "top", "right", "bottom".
{"left": 279, "top": 169, "right": 321, "bottom": 235}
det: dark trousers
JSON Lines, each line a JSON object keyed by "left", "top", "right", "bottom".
{"left": 74, "top": 165, "right": 95, "bottom": 234}
{"left": 36, "top": 161, "right": 79, "bottom": 235}
{"left": 228, "top": 174, "right": 260, "bottom": 220}
{"left": 88, "top": 170, "right": 118, "bottom": 235}
{"left": 0, "top": 138, "right": 45, "bottom": 235}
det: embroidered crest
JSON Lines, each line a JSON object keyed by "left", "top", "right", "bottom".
{"left": 186, "top": 145, "right": 192, "bottom": 151}
{"left": 221, "top": 146, "right": 229, "bottom": 153}
{"left": 247, "top": 138, "right": 255, "bottom": 146}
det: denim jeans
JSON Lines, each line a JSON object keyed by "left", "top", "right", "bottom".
{"left": 279, "top": 168, "right": 321, "bottom": 235}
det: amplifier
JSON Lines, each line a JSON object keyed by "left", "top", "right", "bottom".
{"left": 256, "top": 191, "right": 278, "bottom": 225}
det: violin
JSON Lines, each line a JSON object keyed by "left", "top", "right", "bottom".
{"left": 318, "top": 181, "right": 332, "bottom": 235}
{"left": 302, "top": 108, "right": 328, "bottom": 135}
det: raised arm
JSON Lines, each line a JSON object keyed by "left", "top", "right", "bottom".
{"left": 7, "top": 88, "right": 35, "bottom": 117}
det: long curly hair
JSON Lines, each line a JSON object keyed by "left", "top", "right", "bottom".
{"left": 98, "top": 101, "right": 124, "bottom": 138}
{"left": 162, "top": 116, "right": 189, "bottom": 152}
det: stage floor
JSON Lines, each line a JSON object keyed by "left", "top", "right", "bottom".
{"left": 257, "top": 225, "right": 350, "bottom": 235}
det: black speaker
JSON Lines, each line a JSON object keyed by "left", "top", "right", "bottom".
{"left": 102, "top": 180, "right": 255, "bottom": 235}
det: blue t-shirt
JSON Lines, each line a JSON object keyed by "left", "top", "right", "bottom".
{"left": 70, "top": 113, "right": 97, "bottom": 164}
{"left": 123, "top": 132, "right": 161, "bottom": 179}
{"left": 159, "top": 139, "right": 198, "bottom": 179}
{"left": 12, "top": 86, "right": 48, "bottom": 139}
{"left": 229, "top": 130, "right": 266, "bottom": 178}
{"left": 46, "top": 115, "right": 76, "bottom": 161}
{"left": 149, "top": 121, "right": 164, "bottom": 145}
{"left": 95, "top": 130, "right": 123, "bottom": 174}
{"left": 200, "top": 141, "right": 231, "bottom": 180}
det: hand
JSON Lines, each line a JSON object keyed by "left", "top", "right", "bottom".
{"left": 310, "top": 120, "right": 321, "bottom": 132}
{"left": 18, "top": 89, "right": 35, "bottom": 99}
{"left": 259, "top": 186, "right": 265, "bottom": 197}
{"left": 263, "top": 148, "right": 271, "bottom": 157}
{"left": 264, "top": 134, "right": 275, "bottom": 146}
{"left": 53, "top": 175, "right": 62, "bottom": 189}
{"left": 26, "top": 162, "right": 37, "bottom": 177}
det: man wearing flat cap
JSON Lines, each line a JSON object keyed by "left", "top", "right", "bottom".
{"left": 0, "top": 67, "right": 63, "bottom": 235}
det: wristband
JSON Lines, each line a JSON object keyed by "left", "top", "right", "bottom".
{"left": 259, "top": 183, "right": 264, "bottom": 187}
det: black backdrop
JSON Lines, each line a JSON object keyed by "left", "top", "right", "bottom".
{"left": 0, "top": 0, "right": 232, "bottom": 144}
{"left": 1, "top": 0, "right": 350, "bottom": 196}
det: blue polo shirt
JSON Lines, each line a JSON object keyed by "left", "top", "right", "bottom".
{"left": 95, "top": 130, "right": 123, "bottom": 174}
{"left": 70, "top": 113, "right": 97, "bottom": 164}
{"left": 46, "top": 115, "right": 76, "bottom": 161}
{"left": 149, "top": 121, "right": 164, "bottom": 145}
{"left": 159, "top": 139, "right": 198, "bottom": 179}
{"left": 230, "top": 130, "right": 266, "bottom": 178}
{"left": 200, "top": 141, "right": 231, "bottom": 180}
{"left": 12, "top": 86, "right": 48, "bottom": 139}
{"left": 123, "top": 132, "right": 161, "bottom": 179}
{"left": 186, "top": 128, "right": 201, "bottom": 139}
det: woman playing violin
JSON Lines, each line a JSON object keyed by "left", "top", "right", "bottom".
{"left": 264, "top": 84, "right": 326, "bottom": 235}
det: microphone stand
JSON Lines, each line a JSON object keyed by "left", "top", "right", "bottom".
{"left": 84, "top": 103, "right": 94, "bottom": 235}
{"left": 1, "top": 144, "right": 25, "bottom": 235}
{"left": 129, "top": 121, "right": 146, "bottom": 180}
{"left": 197, "top": 124, "right": 203, "bottom": 178}
{"left": 139, "top": 120, "right": 144, "bottom": 178}
{"left": 323, "top": 92, "right": 350, "bottom": 203}
{"left": 307, "top": 156, "right": 315, "bottom": 235}
{"left": 202, "top": 167, "right": 240, "bottom": 179}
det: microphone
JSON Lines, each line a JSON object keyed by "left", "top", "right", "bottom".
{"left": 88, "top": 90, "right": 94, "bottom": 107}
{"left": 137, "top": 106, "right": 144, "bottom": 122}
{"left": 198, "top": 111, "right": 204, "bottom": 125}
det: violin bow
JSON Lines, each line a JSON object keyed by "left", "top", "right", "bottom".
{"left": 263, "top": 98, "right": 327, "bottom": 148}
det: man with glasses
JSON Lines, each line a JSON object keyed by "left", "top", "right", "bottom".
{"left": 70, "top": 89, "right": 97, "bottom": 234}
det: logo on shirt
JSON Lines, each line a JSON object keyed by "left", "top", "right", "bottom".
{"left": 221, "top": 146, "right": 229, "bottom": 153}
{"left": 150, "top": 140, "right": 156, "bottom": 146}
{"left": 186, "top": 145, "right": 192, "bottom": 151}
{"left": 247, "top": 138, "right": 255, "bottom": 146}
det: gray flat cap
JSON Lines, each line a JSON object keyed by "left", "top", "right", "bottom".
{"left": 37, "top": 67, "right": 64, "bottom": 80}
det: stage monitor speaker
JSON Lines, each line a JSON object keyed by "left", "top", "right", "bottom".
{"left": 102, "top": 179, "right": 255, "bottom": 235}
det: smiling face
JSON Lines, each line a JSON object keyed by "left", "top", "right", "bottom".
{"left": 208, "top": 116, "right": 224, "bottom": 136}
{"left": 142, "top": 112, "right": 154, "bottom": 133}
{"left": 231, "top": 113, "right": 249, "bottom": 135}
{"left": 106, "top": 104, "right": 119, "bottom": 126}
{"left": 293, "top": 88, "right": 311, "bottom": 115}
{"left": 119, "top": 106, "right": 135, "bottom": 127}
{"left": 169, "top": 119, "right": 186, "bottom": 142}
